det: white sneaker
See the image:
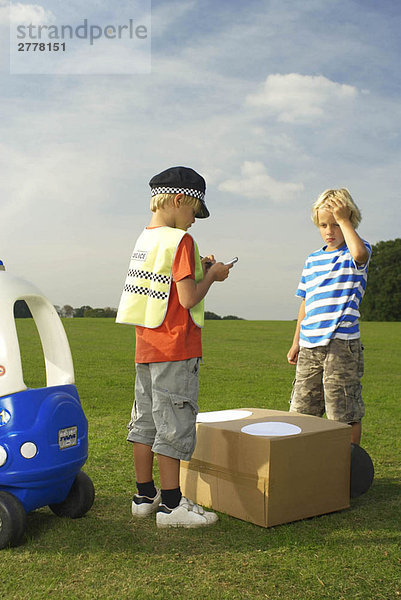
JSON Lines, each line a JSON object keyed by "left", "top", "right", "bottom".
{"left": 131, "top": 488, "right": 161, "bottom": 517}
{"left": 156, "top": 497, "right": 218, "bottom": 529}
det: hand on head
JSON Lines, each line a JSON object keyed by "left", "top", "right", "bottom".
{"left": 324, "top": 198, "right": 351, "bottom": 222}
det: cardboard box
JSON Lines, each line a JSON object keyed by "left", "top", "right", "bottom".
{"left": 180, "top": 408, "right": 352, "bottom": 527}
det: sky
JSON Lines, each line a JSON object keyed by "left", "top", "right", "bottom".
{"left": 1, "top": 0, "right": 400, "bottom": 320}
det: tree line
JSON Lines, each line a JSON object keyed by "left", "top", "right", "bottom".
{"left": 13, "top": 304, "right": 243, "bottom": 320}
{"left": 13, "top": 303, "right": 118, "bottom": 319}
{"left": 359, "top": 238, "right": 401, "bottom": 321}
{"left": 204, "top": 311, "right": 244, "bottom": 320}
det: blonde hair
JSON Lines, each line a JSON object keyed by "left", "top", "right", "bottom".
{"left": 150, "top": 192, "right": 202, "bottom": 215}
{"left": 311, "top": 188, "right": 362, "bottom": 229}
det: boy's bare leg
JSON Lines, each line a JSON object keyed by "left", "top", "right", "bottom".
{"left": 351, "top": 422, "right": 361, "bottom": 445}
{"left": 157, "top": 454, "right": 180, "bottom": 489}
{"left": 133, "top": 442, "right": 154, "bottom": 483}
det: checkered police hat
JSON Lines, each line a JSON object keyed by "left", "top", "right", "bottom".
{"left": 149, "top": 166, "right": 209, "bottom": 218}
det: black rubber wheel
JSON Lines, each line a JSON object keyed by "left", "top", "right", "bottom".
{"left": 0, "top": 491, "right": 27, "bottom": 549}
{"left": 49, "top": 471, "right": 95, "bottom": 519}
{"left": 350, "top": 443, "right": 374, "bottom": 498}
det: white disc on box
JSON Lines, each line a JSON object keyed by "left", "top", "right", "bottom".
{"left": 197, "top": 409, "right": 253, "bottom": 423}
{"left": 241, "top": 422, "right": 302, "bottom": 437}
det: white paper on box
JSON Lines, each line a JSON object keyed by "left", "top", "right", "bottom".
{"left": 197, "top": 410, "right": 253, "bottom": 423}
{"left": 241, "top": 422, "right": 302, "bottom": 437}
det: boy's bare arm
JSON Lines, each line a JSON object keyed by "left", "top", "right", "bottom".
{"left": 287, "top": 300, "right": 305, "bottom": 365}
{"left": 326, "top": 198, "right": 369, "bottom": 264}
{"left": 176, "top": 262, "right": 232, "bottom": 310}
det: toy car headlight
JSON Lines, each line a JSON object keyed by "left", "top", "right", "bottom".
{"left": 0, "top": 445, "right": 7, "bottom": 467}
{"left": 20, "top": 442, "right": 38, "bottom": 459}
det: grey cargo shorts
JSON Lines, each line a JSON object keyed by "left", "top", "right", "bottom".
{"left": 127, "top": 358, "right": 200, "bottom": 461}
{"left": 290, "top": 338, "right": 365, "bottom": 424}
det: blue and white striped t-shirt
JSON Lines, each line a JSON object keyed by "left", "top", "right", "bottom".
{"left": 296, "top": 240, "right": 371, "bottom": 348}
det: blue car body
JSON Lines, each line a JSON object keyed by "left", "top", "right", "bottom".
{"left": 0, "top": 384, "right": 88, "bottom": 512}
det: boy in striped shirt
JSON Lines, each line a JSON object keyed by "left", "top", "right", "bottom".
{"left": 287, "top": 189, "right": 371, "bottom": 444}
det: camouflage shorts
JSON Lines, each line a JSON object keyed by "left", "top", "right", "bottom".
{"left": 290, "top": 338, "right": 365, "bottom": 424}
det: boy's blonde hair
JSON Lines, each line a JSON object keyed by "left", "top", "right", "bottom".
{"left": 150, "top": 192, "right": 202, "bottom": 215}
{"left": 311, "top": 188, "right": 362, "bottom": 229}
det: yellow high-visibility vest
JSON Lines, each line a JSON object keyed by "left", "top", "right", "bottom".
{"left": 116, "top": 227, "right": 204, "bottom": 328}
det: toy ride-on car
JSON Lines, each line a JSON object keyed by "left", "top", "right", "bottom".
{"left": 0, "top": 263, "right": 94, "bottom": 549}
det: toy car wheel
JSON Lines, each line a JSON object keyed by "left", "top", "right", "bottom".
{"left": 350, "top": 443, "right": 374, "bottom": 498}
{"left": 0, "top": 491, "right": 27, "bottom": 549}
{"left": 49, "top": 471, "right": 95, "bottom": 519}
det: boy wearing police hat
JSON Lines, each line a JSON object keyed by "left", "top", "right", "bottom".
{"left": 117, "top": 166, "right": 233, "bottom": 528}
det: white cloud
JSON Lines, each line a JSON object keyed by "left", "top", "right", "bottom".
{"left": 246, "top": 73, "right": 358, "bottom": 123}
{"left": 0, "top": 1, "right": 55, "bottom": 25}
{"left": 219, "top": 161, "right": 304, "bottom": 202}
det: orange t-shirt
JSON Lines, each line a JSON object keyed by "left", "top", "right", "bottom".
{"left": 135, "top": 231, "right": 202, "bottom": 363}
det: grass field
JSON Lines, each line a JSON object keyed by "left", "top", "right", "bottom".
{"left": 2, "top": 319, "right": 401, "bottom": 600}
